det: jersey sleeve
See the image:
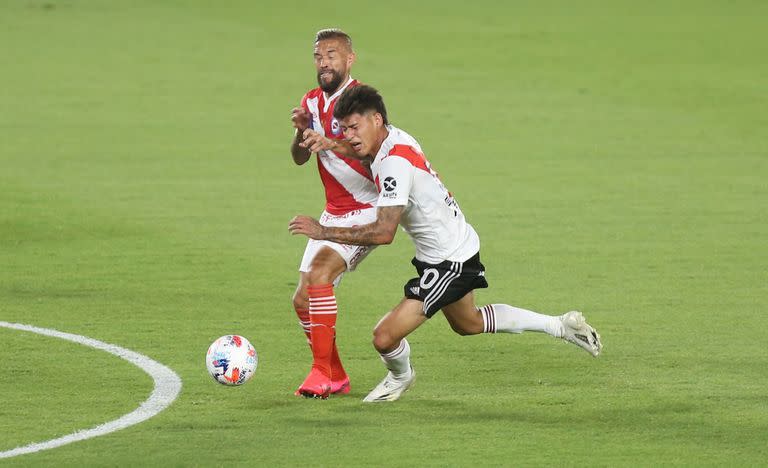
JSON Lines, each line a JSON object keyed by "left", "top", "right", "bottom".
{"left": 376, "top": 155, "right": 414, "bottom": 207}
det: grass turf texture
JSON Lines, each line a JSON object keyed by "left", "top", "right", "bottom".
{"left": 1, "top": 0, "right": 766, "bottom": 465}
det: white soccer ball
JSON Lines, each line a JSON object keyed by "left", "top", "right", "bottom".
{"left": 206, "top": 335, "right": 258, "bottom": 386}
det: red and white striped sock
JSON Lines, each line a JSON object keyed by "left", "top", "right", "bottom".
{"left": 308, "top": 284, "right": 337, "bottom": 378}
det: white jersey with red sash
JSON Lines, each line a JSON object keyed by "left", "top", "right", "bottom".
{"left": 300, "top": 78, "right": 378, "bottom": 215}
{"left": 370, "top": 125, "right": 480, "bottom": 264}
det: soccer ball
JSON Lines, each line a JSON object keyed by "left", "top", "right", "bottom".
{"left": 206, "top": 335, "right": 258, "bottom": 386}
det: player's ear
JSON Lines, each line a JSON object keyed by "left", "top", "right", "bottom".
{"left": 374, "top": 112, "right": 383, "bottom": 127}
{"left": 347, "top": 51, "right": 356, "bottom": 67}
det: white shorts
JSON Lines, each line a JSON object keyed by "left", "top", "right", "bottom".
{"left": 298, "top": 208, "right": 377, "bottom": 285}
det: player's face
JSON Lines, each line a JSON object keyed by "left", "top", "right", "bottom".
{"left": 313, "top": 39, "right": 354, "bottom": 94}
{"left": 340, "top": 111, "right": 384, "bottom": 158}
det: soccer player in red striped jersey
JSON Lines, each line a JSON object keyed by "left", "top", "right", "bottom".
{"left": 290, "top": 85, "right": 603, "bottom": 402}
{"left": 288, "top": 29, "right": 378, "bottom": 399}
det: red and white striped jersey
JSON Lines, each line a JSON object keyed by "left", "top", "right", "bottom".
{"left": 371, "top": 126, "right": 480, "bottom": 264}
{"left": 300, "top": 78, "right": 378, "bottom": 215}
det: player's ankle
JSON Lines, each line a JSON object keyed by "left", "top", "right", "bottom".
{"left": 311, "top": 364, "right": 332, "bottom": 379}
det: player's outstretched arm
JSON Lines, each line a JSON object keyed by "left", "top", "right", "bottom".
{"left": 290, "top": 107, "right": 311, "bottom": 165}
{"left": 289, "top": 206, "right": 404, "bottom": 246}
{"left": 299, "top": 129, "right": 358, "bottom": 159}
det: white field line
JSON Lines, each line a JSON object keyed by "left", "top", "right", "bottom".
{"left": 0, "top": 321, "right": 182, "bottom": 459}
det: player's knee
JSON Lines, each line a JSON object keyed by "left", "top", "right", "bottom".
{"left": 291, "top": 292, "right": 308, "bottom": 313}
{"left": 306, "top": 265, "right": 335, "bottom": 286}
{"left": 371, "top": 327, "right": 398, "bottom": 353}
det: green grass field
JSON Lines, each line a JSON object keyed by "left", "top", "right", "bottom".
{"left": 1, "top": 0, "right": 767, "bottom": 465}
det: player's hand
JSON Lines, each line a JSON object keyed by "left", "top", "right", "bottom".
{"left": 289, "top": 215, "right": 325, "bottom": 240}
{"left": 299, "top": 129, "right": 339, "bottom": 154}
{"left": 291, "top": 107, "right": 311, "bottom": 132}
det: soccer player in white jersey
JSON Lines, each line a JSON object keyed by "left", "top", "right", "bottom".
{"left": 289, "top": 85, "right": 603, "bottom": 402}
{"left": 288, "top": 29, "right": 379, "bottom": 399}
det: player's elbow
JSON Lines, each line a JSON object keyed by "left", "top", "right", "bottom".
{"left": 375, "top": 227, "right": 397, "bottom": 245}
{"left": 290, "top": 144, "right": 311, "bottom": 165}
{"left": 377, "top": 234, "right": 394, "bottom": 245}
{"left": 291, "top": 151, "right": 310, "bottom": 165}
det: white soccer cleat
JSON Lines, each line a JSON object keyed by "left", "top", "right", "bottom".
{"left": 362, "top": 368, "right": 416, "bottom": 403}
{"left": 560, "top": 311, "right": 602, "bottom": 357}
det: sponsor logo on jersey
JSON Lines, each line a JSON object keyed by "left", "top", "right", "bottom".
{"left": 410, "top": 286, "right": 420, "bottom": 295}
{"left": 383, "top": 177, "right": 397, "bottom": 192}
{"left": 381, "top": 177, "right": 398, "bottom": 198}
{"left": 331, "top": 118, "right": 341, "bottom": 135}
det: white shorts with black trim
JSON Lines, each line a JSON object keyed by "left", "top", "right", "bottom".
{"left": 299, "top": 208, "right": 377, "bottom": 286}
{"left": 404, "top": 252, "right": 488, "bottom": 317}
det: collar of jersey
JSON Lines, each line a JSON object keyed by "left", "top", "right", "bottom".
{"left": 371, "top": 125, "right": 395, "bottom": 167}
{"left": 323, "top": 76, "right": 355, "bottom": 113}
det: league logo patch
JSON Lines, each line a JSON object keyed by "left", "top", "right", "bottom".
{"left": 331, "top": 118, "right": 341, "bottom": 135}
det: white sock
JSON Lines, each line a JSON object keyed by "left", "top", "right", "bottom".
{"left": 479, "top": 304, "right": 563, "bottom": 337}
{"left": 379, "top": 339, "right": 412, "bottom": 380}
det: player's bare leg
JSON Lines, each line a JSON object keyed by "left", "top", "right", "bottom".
{"left": 441, "top": 291, "right": 602, "bottom": 356}
{"left": 440, "top": 291, "right": 484, "bottom": 335}
{"left": 364, "top": 298, "right": 426, "bottom": 402}
{"left": 294, "top": 247, "right": 351, "bottom": 398}
{"left": 292, "top": 274, "right": 312, "bottom": 347}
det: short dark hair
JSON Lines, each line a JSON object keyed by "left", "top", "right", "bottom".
{"left": 315, "top": 28, "right": 353, "bottom": 50}
{"left": 333, "top": 85, "right": 389, "bottom": 125}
